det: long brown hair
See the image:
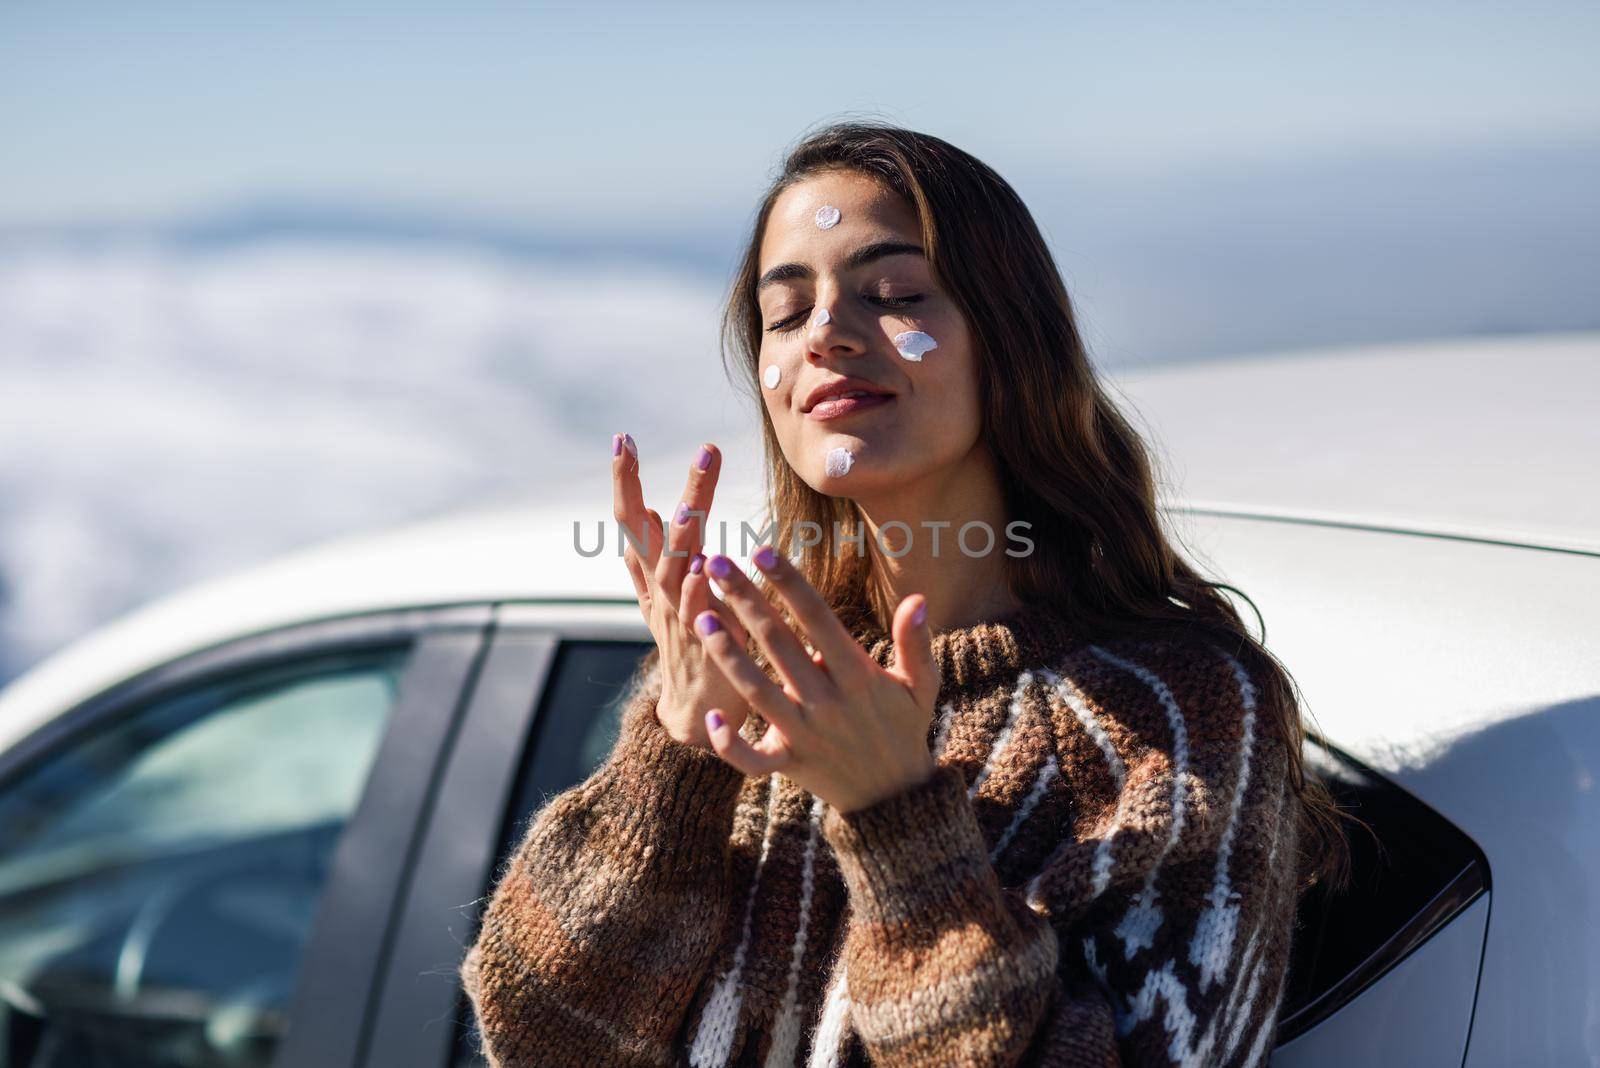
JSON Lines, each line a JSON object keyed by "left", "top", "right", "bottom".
{"left": 721, "top": 121, "right": 1354, "bottom": 896}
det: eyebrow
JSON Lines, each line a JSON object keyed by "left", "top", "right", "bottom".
{"left": 756, "top": 240, "right": 925, "bottom": 291}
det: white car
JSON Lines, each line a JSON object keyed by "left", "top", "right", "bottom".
{"left": 0, "top": 332, "right": 1593, "bottom": 1067}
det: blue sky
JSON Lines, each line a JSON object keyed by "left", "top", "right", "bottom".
{"left": 4, "top": 2, "right": 1597, "bottom": 233}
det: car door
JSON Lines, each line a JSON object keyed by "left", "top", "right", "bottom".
{"left": 367, "top": 597, "right": 1501, "bottom": 1068}
{"left": 359, "top": 603, "right": 652, "bottom": 1068}
{"left": 0, "top": 605, "right": 493, "bottom": 1068}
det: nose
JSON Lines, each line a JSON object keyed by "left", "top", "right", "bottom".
{"left": 804, "top": 289, "right": 868, "bottom": 364}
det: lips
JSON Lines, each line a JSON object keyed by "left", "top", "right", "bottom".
{"left": 807, "top": 391, "right": 895, "bottom": 420}
{"left": 801, "top": 377, "right": 896, "bottom": 414}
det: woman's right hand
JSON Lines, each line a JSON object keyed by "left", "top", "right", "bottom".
{"left": 612, "top": 433, "right": 753, "bottom": 750}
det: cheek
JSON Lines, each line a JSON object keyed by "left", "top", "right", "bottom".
{"left": 911, "top": 332, "right": 983, "bottom": 433}
{"left": 757, "top": 339, "right": 785, "bottom": 394}
{"left": 930, "top": 371, "right": 981, "bottom": 426}
{"left": 757, "top": 350, "right": 798, "bottom": 433}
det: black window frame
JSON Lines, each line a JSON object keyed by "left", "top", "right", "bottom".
{"left": 1274, "top": 734, "right": 1491, "bottom": 1044}
{"left": 362, "top": 606, "right": 651, "bottom": 1068}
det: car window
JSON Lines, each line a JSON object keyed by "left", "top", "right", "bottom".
{"left": 450, "top": 639, "right": 652, "bottom": 1068}
{"left": 0, "top": 644, "right": 410, "bottom": 1068}
{"left": 1274, "top": 738, "right": 1488, "bottom": 1044}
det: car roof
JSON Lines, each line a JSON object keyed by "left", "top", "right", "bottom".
{"left": 1107, "top": 329, "right": 1598, "bottom": 556}
{"left": 2, "top": 330, "right": 1594, "bottom": 754}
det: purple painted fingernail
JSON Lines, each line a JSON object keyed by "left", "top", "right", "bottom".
{"left": 696, "top": 612, "right": 722, "bottom": 636}
{"left": 912, "top": 599, "right": 928, "bottom": 626}
{"left": 753, "top": 545, "right": 778, "bottom": 572}
{"left": 675, "top": 501, "right": 691, "bottom": 525}
{"left": 689, "top": 553, "right": 705, "bottom": 574}
{"left": 706, "top": 710, "right": 724, "bottom": 731}
{"left": 612, "top": 433, "right": 622, "bottom": 456}
{"left": 707, "top": 555, "right": 733, "bottom": 579}
{"left": 696, "top": 445, "right": 713, "bottom": 471}
{"left": 622, "top": 433, "right": 637, "bottom": 457}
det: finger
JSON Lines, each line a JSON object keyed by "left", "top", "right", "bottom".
{"left": 678, "top": 554, "right": 707, "bottom": 626}
{"left": 704, "top": 708, "right": 790, "bottom": 777}
{"left": 682, "top": 555, "right": 751, "bottom": 646}
{"left": 612, "top": 432, "right": 661, "bottom": 571}
{"left": 643, "top": 508, "right": 665, "bottom": 570}
{"left": 706, "top": 551, "right": 830, "bottom": 704}
{"left": 609, "top": 433, "right": 654, "bottom": 615}
{"left": 748, "top": 543, "right": 876, "bottom": 685}
{"left": 658, "top": 443, "right": 721, "bottom": 601}
{"left": 622, "top": 548, "right": 651, "bottom": 621}
{"left": 693, "top": 608, "right": 807, "bottom": 739}
{"left": 888, "top": 594, "right": 939, "bottom": 709}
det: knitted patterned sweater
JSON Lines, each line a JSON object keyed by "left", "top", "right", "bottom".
{"left": 459, "top": 601, "right": 1305, "bottom": 1067}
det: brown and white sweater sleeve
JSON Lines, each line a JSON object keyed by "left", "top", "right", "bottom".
{"left": 458, "top": 653, "right": 748, "bottom": 1068}
{"left": 820, "top": 639, "right": 1302, "bottom": 1067}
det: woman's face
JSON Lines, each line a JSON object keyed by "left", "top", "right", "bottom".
{"left": 756, "top": 169, "right": 983, "bottom": 504}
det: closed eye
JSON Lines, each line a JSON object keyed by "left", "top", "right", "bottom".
{"left": 765, "top": 309, "right": 809, "bottom": 334}
{"left": 764, "top": 294, "right": 925, "bottom": 335}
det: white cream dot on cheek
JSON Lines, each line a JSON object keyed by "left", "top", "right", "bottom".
{"left": 814, "top": 205, "right": 841, "bottom": 229}
{"left": 762, "top": 364, "right": 781, "bottom": 389}
{"left": 893, "top": 330, "right": 939, "bottom": 362}
{"left": 824, "top": 446, "right": 854, "bottom": 477}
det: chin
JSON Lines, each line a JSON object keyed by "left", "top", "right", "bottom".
{"left": 788, "top": 434, "right": 913, "bottom": 496}
{"left": 809, "top": 461, "right": 899, "bottom": 499}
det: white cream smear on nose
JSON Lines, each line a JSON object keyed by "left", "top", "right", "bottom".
{"left": 813, "top": 308, "right": 831, "bottom": 326}
{"left": 893, "top": 330, "right": 939, "bottom": 361}
{"left": 824, "top": 446, "right": 855, "bottom": 477}
{"left": 814, "top": 205, "right": 841, "bottom": 229}
{"left": 762, "top": 364, "right": 781, "bottom": 389}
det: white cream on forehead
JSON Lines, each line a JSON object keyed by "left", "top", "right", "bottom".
{"left": 814, "top": 205, "right": 841, "bottom": 230}
{"left": 893, "top": 330, "right": 938, "bottom": 362}
{"left": 824, "top": 446, "right": 854, "bottom": 477}
{"left": 813, "top": 308, "right": 831, "bottom": 326}
{"left": 762, "top": 364, "right": 781, "bottom": 389}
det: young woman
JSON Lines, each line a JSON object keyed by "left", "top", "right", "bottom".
{"left": 460, "top": 123, "right": 1349, "bottom": 1067}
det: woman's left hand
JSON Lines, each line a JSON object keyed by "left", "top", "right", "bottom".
{"left": 692, "top": 544, "right": 940, "bottom": 813}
